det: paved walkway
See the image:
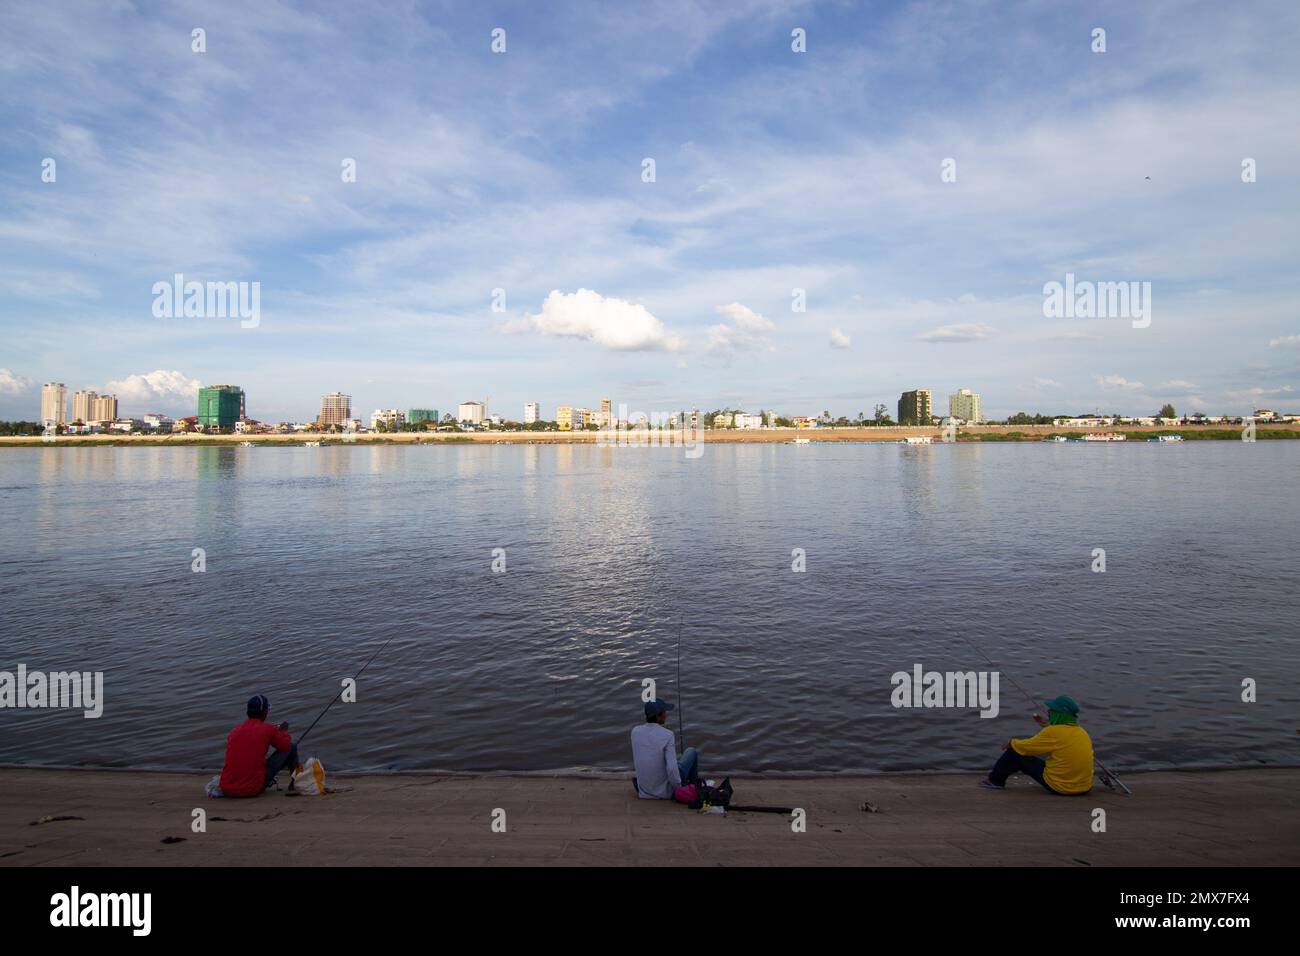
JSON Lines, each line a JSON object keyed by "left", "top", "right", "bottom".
{"left": 2, "top": 768, "right": 1296, "bottom": 866}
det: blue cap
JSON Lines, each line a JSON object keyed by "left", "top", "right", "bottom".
{"left": 644, "top": 698, "right": 675, "bottom": 718}
{"left": 247, "top": 694, "right": 270, "bottom": 716}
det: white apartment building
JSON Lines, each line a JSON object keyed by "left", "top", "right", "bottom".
{"left": 734, "top": 413, "right": 766, "bottom": 429}
{"left": 90, "top": 394, "right": 118, "bottom": 423}
{"left": 72, "top": 389, "right": 98, "bottom": 422}
{"left": 457, "top": 401, "right": 485, "bottom": 424}
{"left": 370, "top": 408, "right": 406, "bottom": 430}
{"left": 949, "top": 388, "right": 982, "bottom": 423}
{"left": 41, "top": 383, "right": 67, "bottom": 425}
{"left": 524, "top": 402, "right": 540, "bottom": 424}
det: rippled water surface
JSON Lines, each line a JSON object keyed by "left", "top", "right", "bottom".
{"left": 1, "top": 442, "right": 1297, "bottom": 774}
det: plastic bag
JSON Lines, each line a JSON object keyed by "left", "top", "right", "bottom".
{"left": 290, "top": 757, "right": 328, "bottom": 795}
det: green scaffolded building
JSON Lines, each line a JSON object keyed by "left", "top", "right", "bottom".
{"left": 198, "top": 385, "right": 245, "bottom": 431}
{"left": 408, "top": 408, "right": 439, "bottom": 425}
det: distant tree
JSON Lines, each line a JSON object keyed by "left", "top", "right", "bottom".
{"left": 1158, "top": 403, "right": 1176, "bottom": 419}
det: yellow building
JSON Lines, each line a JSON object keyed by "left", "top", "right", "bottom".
{"left": 557, "top": 405, "right": 575, "bottom": 430}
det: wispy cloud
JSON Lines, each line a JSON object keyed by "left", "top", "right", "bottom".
{"left": 919, "top": 323, "right": 994, "bottom": 344}
{"left": 706, "top": 302, "right": 775, "bottom": 356}
{"left": 0, "top": 368, "right": 32, "bottom": 395}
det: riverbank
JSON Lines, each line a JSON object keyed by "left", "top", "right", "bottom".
{"left": 2, "top": 424, "right": 1298, "bottom": 447}
{"left": 2, "top": 768, "right": 1294, "bottom": 866}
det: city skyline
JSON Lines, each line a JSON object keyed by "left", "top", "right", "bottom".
{"left": 2, "top": 2, "right": 1298, "bottom": 424}
{"left": 28, "top": 372, "right": 1295, "bottom": 429}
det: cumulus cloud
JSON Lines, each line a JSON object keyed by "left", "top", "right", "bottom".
{"left": 104, "top": 370, "right": 203, "bottom": 406}
{"left": 829, "top": 328, "right": 851, "bottom": 349}
{"left": 0, "top": 368, "right": 32, "bottom": 395}
{"left": 706, "top": 302, "right": 775, "bottom": 355}
{"left": 1096, "top": 374, "right": 1146, "bottom": 391}
{"left": 1268, "top": 334, "right": 1300, "bottom": 349}
{"left": 919, "top": 323, "right": 994, "bottom": 343}
{"left": 512, "top": 289, "right": 685, "bottom": 352}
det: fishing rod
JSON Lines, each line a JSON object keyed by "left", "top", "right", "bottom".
{"left": 297, "top": 633, "right": 400, "bottom": 746}
{"left": 956, "top": 635, "right": 1132, "bottom": 795}
{"left": 675, "top": 613, "right": 686, "bottom": 755}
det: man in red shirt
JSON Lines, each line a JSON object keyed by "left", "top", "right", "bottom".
{"left": 219, "top": 694, "right": 299, "bottom": 797}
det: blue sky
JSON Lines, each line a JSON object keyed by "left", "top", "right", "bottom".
{"left": 1, "top": 0, "right": 1298, "bottom": 423}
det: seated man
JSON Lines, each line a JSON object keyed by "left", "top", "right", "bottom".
{"left": 980, "top": 695, "right": 1093, "bottom": 795}
{"left": 219, "top": 694, "right": 299, "bottom": 797}
{"left": 631, "top": 698, "right": 699, "bottom": 800}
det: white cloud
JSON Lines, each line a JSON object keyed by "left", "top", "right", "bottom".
{"left": 1268, "top": 334, "right": 1300, "bottom": 349}
{"left": 919, "top": 323, "right": 994, "bottom": 343}
{"left": 1225, "top": 385, "right": 1296, "bottom": 403}
{"left": 706, "top": 302, "right": 776, "bottom": 355}
{"left": 104, "top": 370, "right": 202, "bottom": 407}
{"left": 1033, "top": 377, "right": 1063, "bottom": 388}
{"left": 1155, "top": 380, "right": 1199, "bottom": 391}
{"left": 829, "top": 327, "right": 851, "bottom": 350}
{"left": 0, "top": 368, "right": 32, "bottom": 395}
{"left": 1096, "top": 374, "right": 1146, "bottom": 391}
{"left": 512, "top": 289, "right": 685, "bottom": 352}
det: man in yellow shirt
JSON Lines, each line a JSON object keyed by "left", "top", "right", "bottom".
{"left": 979, "top": 695, "right": 1093, "bottom": 795}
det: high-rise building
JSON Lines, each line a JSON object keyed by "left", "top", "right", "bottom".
{"left": 40, "top": 383, "right": 67, "bottom": 425}
{"left": 949, "top": 388, "right": 982, "bottom": 423}
{"left": 598, "top": 397, "right": 612, "bottom": 428}
{"left": 370, "top": 409, "right": 406, "bottom": 430}
{"left": 71, "top": 389, "right": 97, "bottom": 423}
{"left": 408, "top": 408, "right": 439, "bottom": 426}
{"left": 556, "top": 405, "right": 575, "bottom": 430}
{"left": 523, "top": 402, "right": 540, "bottom": 424}
{"left": 320, "top": 392, "right": 351, "bottom": 428}
{"left": 897, "top": 389, "right": 932, "bottom": 426}
{"left": 457, "top": 401, "right": 485, "bottom": 424}
{"left": 91, "top": 395, "right": 119, "bottom": 422}
{"left": 198, "top": 385, "right": 244, "bottom": 431}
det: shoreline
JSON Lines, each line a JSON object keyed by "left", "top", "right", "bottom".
{"left": 3, "top": 424, "right": 1298, "bottom": 447}
{"left": 3, "top": 766, "right": 1295, "bottom": 866}
{"left": 4, "top": 760, "right": 1296, "bottom": 778}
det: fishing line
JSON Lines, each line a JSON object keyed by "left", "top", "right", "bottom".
{"left": 675, "top": 613, "right": 686, "bottom": 755}
{"left": 297, "top": 633, "right": 400, "bottom": 746}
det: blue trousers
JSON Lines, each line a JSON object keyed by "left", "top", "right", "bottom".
{"left": 678, "top": 747, "right": 700, "bottom": 785}
{"left": 264, "top": 743, "right": 299, "bottom": 790}
{"left": 989, "top": 747, "right": 1057, "bottom": 793}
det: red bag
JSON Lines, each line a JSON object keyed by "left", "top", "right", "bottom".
{"left": 673, "top": 784, "right": 697, "bottom": 804}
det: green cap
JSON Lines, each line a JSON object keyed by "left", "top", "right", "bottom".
{"left": 1043, "top": 695, "right": 1079, "bottom": 715}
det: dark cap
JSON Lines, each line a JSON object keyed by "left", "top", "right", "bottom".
{"left": 247, "top": 694, "right": 270, "bottom": 716}
{"left": 644, "top": 698, "right": 674, "bottom": 718}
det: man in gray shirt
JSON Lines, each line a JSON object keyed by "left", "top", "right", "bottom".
{"left": 631, "top": 698, "right": 699, "bottom": 799}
